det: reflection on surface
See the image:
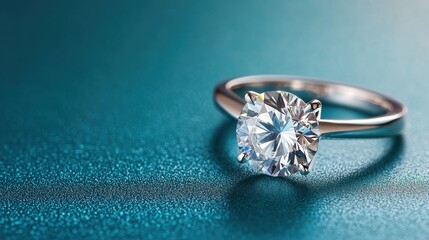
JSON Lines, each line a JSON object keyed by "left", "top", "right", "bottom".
{"left": 226, "top": 136, "right": 403, "bottom": 235}
{"left": 211, "top": 103, "right": 405, "bottom": 236}
{"left": 228, "top": 176, "right": 312, "bottom": 235}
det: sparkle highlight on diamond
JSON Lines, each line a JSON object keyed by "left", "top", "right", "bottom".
{"left": 236, "top": 91, "right": 321, "bottom": 176}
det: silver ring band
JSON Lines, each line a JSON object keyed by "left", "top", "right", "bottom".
{"left": 215, "top": 75, "right": 406, "bottom": 138}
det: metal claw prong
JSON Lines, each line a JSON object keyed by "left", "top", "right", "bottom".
{"left": 244, "top": 91, "right": 261, "bottom": 103}
{"left": 299, "top": 165, "right": 311, "bottom": 175}
{"left": 237, "top": 152, "right": 247, "bottom": 163}
{"left": 306, "top": 99, "right": 322, "bottom": 120}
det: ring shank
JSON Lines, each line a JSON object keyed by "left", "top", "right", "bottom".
{"left": 215, "top": 75, "right": 406, "bottom": 137}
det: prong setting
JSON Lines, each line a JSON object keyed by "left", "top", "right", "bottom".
{"left": 244, "top": 91, "right": 262, "bottom": 104}
{"left": 237, "top": 152, "right": 247, "bottom": 163}
{"left": 306, "top": 99, "right": 322, "bottom": 120}
{"left": 299, "top": 165, "right": 311, "bottom": 175}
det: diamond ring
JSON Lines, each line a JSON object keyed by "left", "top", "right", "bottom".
{"left": 214, "top": 75, "right": 406, "bottom": 177}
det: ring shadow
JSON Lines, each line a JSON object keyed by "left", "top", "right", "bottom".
{"left": 210, "top": 120, "right": 405, "bottom": 236}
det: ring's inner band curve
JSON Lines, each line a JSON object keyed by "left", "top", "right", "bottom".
{"left": 215, "top": 75, "right": 406, "bottom": 137}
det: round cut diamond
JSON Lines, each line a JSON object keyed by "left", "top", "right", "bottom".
{"left": 236, "top": 91, "right": 321, "bottom": 176}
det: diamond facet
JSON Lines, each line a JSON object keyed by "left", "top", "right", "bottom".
{"left": 236, "top": 91, "right": 321, "bottom": 176}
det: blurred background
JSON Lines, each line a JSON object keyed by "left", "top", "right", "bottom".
{"left": 1, "top": 0, "right": 428, "bottom": 239}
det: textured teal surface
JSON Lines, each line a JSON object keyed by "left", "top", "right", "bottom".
{"left": 1, "top": 0, "right": 429, "bottom": 239}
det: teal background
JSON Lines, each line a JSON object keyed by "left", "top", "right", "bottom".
{"left": 1, "top": 0, "right": 429, "bottom": 239}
